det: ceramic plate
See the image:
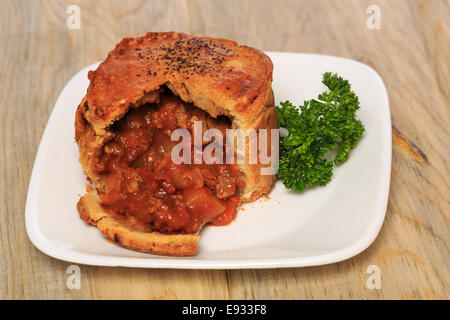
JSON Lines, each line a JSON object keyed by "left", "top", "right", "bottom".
{"left": 25, "top": 52, "right": 391, "bottom": 269}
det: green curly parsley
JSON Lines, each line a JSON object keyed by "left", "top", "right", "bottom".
{"left": 276, "top": 72, "right": 365, "bottom": 192}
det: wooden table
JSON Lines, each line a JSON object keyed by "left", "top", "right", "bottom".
{"left": 1, "top": 0, "right": 449, "bottom": 299}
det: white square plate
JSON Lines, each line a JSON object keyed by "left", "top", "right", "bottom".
{"left": 26, "top": 52, "right": 391, "bottom": 269}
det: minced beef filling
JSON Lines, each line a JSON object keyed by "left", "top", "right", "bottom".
{"left": 94, "top": 93, "right": 240, "bottom": 234}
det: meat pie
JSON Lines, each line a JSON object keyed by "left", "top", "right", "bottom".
{"left": 75, "top": 32, "right": 278, "bottom": 256}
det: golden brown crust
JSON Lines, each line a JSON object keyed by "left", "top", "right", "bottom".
{"left": 238, "top": 89, "right": 278, "bottom": 201}
{"left": 77, "top": 192, "right": 199, "bottom": 256}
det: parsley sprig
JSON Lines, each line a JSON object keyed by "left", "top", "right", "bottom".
{"left": 276, "top": 72, "right": 365, "bottom": 192}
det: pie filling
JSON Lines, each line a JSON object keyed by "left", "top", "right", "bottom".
{"left": 93, "top": 92, "right": 241, "bottom": 234}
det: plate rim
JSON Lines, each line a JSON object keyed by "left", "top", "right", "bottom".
{"left": 25, "top": 52, "right": 391, "bottom": 269}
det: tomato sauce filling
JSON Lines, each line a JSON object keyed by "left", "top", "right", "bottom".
{"left": 94, "top": 93, "right": 241, "bottom": 234}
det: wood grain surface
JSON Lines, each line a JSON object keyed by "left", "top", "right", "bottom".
{"left": 1, "top": 0, "right": 449, "bottom": 300}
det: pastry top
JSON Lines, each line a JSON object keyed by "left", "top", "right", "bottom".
{"left": 83, "top": 32, "right": 273, "bottom": 134}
